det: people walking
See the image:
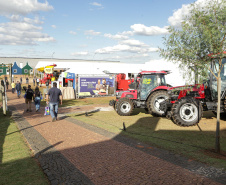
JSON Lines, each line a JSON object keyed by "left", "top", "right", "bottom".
{"left": 46, "top": 80, "right": 49, "bottom": 91}
{"left": 11, "top": 81, "right": 15, "bottom": 93}
{"left": 34, "top": 86, "right": 41, "bottom": 112}
{"left": 36, "top": 78, "right": 40, "bottom": 86}
{"left": 26, "top": 77, "right": 29, "bottom": 84}
{"left": 20, "top": 77, "right": 22, "bottom": 84}
{"left": 25, "top": 85, "right": 34, "bottom": 112}
{"left": 46, "top": 82, "right": 62, "bottom": 122}
{"left": 33, "top": 78, "right": 36, "bottom": 86}
{"left": 5, "top": 79, "right": 9, "bottom": 90}
{"left": 15, "top": 81, "right": 21, "bottom": 98}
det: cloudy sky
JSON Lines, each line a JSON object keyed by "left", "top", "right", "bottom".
{"left": 0, "top": 0, "right": 201, "bottom": 63}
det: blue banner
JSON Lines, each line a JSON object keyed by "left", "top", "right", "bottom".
{"left": 79, "top": 77, "right": 114, "bottom": 96}
{"left": 66, "top": 73, "right": 75, "bottom": 79}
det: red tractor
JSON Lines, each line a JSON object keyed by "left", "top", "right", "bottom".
{"left": 110, "top": 71, "right": 171, "bottom": 116}
{"left": 116, "top": 73, "right": 134, "bottom": 91}
{"left": 159, "top": 57, "right": 226, "bottom": 127}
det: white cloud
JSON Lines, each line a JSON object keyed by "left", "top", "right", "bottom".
{"left": 69, "top": 31, "right": 77, "bottom": 35}
{"left": 84, "top": 30, "right": 101, "bottom": 36}
{"left": 71, "top": 51, "right": 89, "bottom": 56}
{"left": 90, "top": 2, "right": 102, "bottom": 7}
{"left": 168, "top": 4, "right": 191, "bottom": 27}
{"left": 130, "top": 24, "right": 169, "bottom": 36}
{"left": 168, "top": 0, "right": 214, "bottom": 27}
{"left": 0, "top": 0, "right": 53, "bottom": 16}
{"left": 104, "top": 33, "right": 129, "bottom": 40}
{"left": 120, "top": 39, "right": 148, "bottom": 47}
{"left": 95, "top": 44, "right": 158, "bottom": 54}
{"left": 121, "top": 31, "right": 134, "bottom": 36}
{"left": 89, "top": 2, "right": 104, "bottom": 9}
{"left": 51, "top": 25, "right": 56, "bottom": 29}
{"left": 0, "top": 0, "right": 54, "bottom": 46}
{"left": 9, "top": 15, "right": 44, "bottom": 24}
{"left": 0, "top": 21, "right": 55, "bottom": 45}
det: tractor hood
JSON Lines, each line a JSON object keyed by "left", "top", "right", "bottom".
{"left": 167, "top": 84, "right": 205, "bottom": 100}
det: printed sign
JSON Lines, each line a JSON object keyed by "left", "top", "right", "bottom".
{"left": 44, "top": 68, "right": 53, "bottom": 74}
{"left": 79, "top": 77, "right": 115, "bottom": 96}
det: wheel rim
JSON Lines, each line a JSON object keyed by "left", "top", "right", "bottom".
{"left": 153, "top": 95, "right": 168, "bottom": 114}
{"left": 180, "top": 103, "right": 198, "bottom": 122}
{"left": 120, "top": 102, "right": 131, "bottom": 113}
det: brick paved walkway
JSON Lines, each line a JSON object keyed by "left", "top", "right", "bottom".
{"left": 6, "top": 89, "right": 226, "bottom": 185}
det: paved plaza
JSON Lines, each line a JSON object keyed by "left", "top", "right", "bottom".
{"left": 6, "top": 89, "right": 226, "bottom": 185}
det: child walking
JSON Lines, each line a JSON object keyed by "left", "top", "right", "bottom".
{"left": 34, "top": 86, "right": 41, "bottom": 112}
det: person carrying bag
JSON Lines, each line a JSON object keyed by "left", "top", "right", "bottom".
{"left": 34, "top": 86, "right": 41, "bottom": 112}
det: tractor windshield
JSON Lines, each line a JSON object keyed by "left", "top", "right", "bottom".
{"left": 140, "top": 74, "right": 166, "bottom": 100}
{"left": 211, "top": 58, "right": 226, "bottom": 99}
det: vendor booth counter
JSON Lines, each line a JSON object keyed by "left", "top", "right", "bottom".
{"left": 43, "top": 87, "right": 75, "bottom": 100}
{"left": 60, "top": 87, "right": 75, "bottom": 99}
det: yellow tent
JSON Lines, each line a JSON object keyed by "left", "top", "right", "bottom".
{"left": 37, "top": 67, "right": 44, "bottom": 72}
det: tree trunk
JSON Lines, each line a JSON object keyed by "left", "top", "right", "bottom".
{"left": 195, "top": 66, "right": 198, "bottom": 84}
{"left": 215, "top": 76, "right": 221, "bottom": 153}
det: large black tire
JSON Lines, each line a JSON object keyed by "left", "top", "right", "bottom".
{"left": 171, "top": 97, "right": 203, "bottom": 127}
{"left": 212, "top": 111, "right": 226, "bottom": 119}
{"left": 116, "top": 98, "right": 134, "bottom": 116}
{"left": 114, "top": 100, "right": 119, "bottom": 112}
{"left": 147, "top": 90, "right": 169, "bottom": 116}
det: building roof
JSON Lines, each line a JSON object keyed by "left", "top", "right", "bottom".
{"left": 0, "top": 57, "right": 119, "bottom": 68}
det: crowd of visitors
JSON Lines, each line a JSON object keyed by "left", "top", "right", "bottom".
{"left": 7, "top": 77, "right": 62, "bottom": 122}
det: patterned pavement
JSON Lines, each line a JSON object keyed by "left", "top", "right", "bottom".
{"left": 6, "top": 89, "right": 226, "bottom": 185}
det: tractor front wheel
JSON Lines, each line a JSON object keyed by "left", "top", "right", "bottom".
{"left": 171, "top": 97, "right": 203, "bottom": 127}
{"left": 116, "top": 98, "right": 134, "bottom": 116}
{"left": 147, "top": 90, "right": 169, "bottom": 116}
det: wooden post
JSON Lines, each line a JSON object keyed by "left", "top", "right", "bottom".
{"left": 215, "top": 76, "right": 221, "bottom": 153}
{"left": 9, "top": 64, "right": 12, "bottom": 84}
{"left": 1, "top": 80, "right": 6, "bottom": 115}
{"left": 0, "top": 84, "right": 2, "bottom": 102}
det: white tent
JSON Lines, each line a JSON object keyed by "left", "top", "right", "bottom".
{"left": 35, "top": 60, "right": 186, "bottom": 86}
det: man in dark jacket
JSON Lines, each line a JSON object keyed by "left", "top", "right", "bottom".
{"left": 15, "top": 81, "right": 22, "bottom": 98}
{"left": 46, "top": 82, "right": 62, "bottom": 122}
{"left": 25, "top": 85, "right": 34, "bottom": 112}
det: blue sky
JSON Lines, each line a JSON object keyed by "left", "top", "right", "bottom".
{"left": 0, "top": 0, "right": 198, "bottom": 63}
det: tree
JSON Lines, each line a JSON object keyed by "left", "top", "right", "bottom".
{"left": 159, "top": 0, "right": 226, "bottom": 153}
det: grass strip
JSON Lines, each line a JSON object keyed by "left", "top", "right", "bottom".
{"left": 0, "top": 109, "right": 49, "bottom": 185}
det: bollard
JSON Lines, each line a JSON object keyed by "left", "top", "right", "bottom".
{"left": 123, "top": 122, "right": 126, "bottom": 131}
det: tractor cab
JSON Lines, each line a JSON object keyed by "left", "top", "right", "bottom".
{"left": 138, "top": 71, "right": 167, "bottom": 100}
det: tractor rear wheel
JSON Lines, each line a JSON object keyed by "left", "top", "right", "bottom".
{"left": 147, "top": 90, "right": 169, "bottom": 116}
{"left": 171, "top": 97, "right": 203, "bottom": 127}
{"left": 116, "top": 98, "right": 134, "bottom": 116}
{"left": 212, "top": 111, "right": 226, "bottom": 119}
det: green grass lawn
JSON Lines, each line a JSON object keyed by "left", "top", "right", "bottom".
{"left": 69, "top": 109, "right": 226, "bottom": 170}
{"left": 0, "top": 109, "right": 49, "bottom": 185}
